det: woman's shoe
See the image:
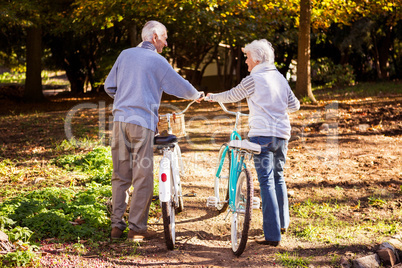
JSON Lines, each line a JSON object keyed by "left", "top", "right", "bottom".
{"left": 254, "top": 236, "right": 280, "bottom": 246}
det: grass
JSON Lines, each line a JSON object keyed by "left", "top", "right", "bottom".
{"left": 0, "top": 144, "right": 160, "bottom": 267}
{"left": 290, "top": 198, "right": 402, "bottom": 244}
{"left": 313, "top": 80, "right": 402, "bottom": 101}
{"left": 0, "top": 71, "right": 69, "bottom": 86}
{"left": 275, "top": 252, "right": 311, "bottom": 268}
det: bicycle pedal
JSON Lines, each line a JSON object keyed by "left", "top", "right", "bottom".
{"left": 206, "top": 196, "right": 218, "bottom": 207}
{"left": 252, "top": 197, "right": 261, "bottom": 209}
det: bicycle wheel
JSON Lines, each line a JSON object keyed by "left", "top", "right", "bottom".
{"left": 231, "top": 168, "right": 253, "bottom": 256}
{"left": 173, "top": 145, "right": 184, "bottom": 213}
{"left": 215, "top": 144, "right": 230, "bottom": 213}
{"left": 161, "top": 199, "right": 175, "bottom": 250}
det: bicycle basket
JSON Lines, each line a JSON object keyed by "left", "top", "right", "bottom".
{"left": 158, "top": 113, "right": 186, "bottom": 137}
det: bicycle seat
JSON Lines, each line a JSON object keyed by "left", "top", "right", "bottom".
{"left": 154, "top": 134, "right": 178, "bottom": 145}
{"left": 229, "top": 139, "right": 261, "bottom": 154}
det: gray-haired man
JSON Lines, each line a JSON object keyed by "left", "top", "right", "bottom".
{"left": 105, "top": 20, "right": 203, "bottom": 241}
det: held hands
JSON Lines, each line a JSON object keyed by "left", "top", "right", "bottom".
{"left": 195, "top": 92, "right": 215, "bottom": 103}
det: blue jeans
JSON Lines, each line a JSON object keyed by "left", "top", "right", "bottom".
{"left": 249, "top": 136, "right": 289, "bottom": 242}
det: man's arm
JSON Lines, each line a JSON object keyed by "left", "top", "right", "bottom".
{"left": 104, "top": 59, "right": 119, "bottom": 99}
{"left": 161, "top": 66, "right": 202, "bottom": 100}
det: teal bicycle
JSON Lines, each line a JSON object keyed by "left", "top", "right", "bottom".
{"left": 206, "top": 100, "right": 261, "bottom": 256}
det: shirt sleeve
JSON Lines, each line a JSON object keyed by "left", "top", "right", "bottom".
{"left": 287, "top": 89, "right": 300, "bottom": 113}
{"left": 161, "top": 64, "right": 201, "bottom": 100}
{"left": 209, "top": 76, "right": 255, "bottom": 103}
{"left": 104, "top": 57, "right": 119, "bottom": 99}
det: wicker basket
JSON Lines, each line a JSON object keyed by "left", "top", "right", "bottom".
{"left": 158, "top": 113, "right": 186, "bottom": 137}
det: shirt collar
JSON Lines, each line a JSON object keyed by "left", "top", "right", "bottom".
{"left": 250, "top": 62, "right": 276, "bottom": 74}
{"left": 137, "top": 41, "right": 157, "bottom": 52}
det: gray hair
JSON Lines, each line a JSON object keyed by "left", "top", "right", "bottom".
{"left": 141, "top": 21, "right": 167, "bottom": 42}
{"left": 243, "top": 39, "right": 275, "bottom": 65}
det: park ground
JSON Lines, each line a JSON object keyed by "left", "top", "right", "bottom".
{"left": 0, "top": 80, "right": 401, "bottom": 267}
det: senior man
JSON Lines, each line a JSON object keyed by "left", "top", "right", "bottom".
{"left": 105, "top": 20, "right": 203, "bottom": 241}
{"left": 207, "top": 39, "right": 300, "bottom": 246}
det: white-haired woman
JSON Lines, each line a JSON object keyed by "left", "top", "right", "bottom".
{"left": 206, "top": 39, "right": 300, "bottom": 246}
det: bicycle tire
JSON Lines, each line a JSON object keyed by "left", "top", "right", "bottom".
{"left": 231, "top": 168, "right": 253, "bottom": 256}
{"left": 215, "top": 144, "right": 230, "bottom": 213}
{"left": 174, "top": 145, "right": 184, "bottom": 214}
{"left": 161, "top": 200, "right": 175, "bottom": 250}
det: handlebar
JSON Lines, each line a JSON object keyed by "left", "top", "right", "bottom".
{"left": 159, "top": 100, "right": 196, "bottom": 118}
{"left": 204, "top": 95, "right": 248, "bottom": 117}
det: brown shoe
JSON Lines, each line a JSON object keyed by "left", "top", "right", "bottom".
{"left": 111, "top": 227, "right": 124, "bottom": 239}
{"left": 254, "top": 236, "right": 280, "bottom": 246}
{"left": 127, "top": 229, "right": 157, "bottom": 241}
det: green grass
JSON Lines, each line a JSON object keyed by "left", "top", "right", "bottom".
{"left": 0, "top": 144, "right": 161, "bottom": 267}
{"left": 275, "top": 252, "right": 311, "bottom": 268}
{"left": 290, "top": 198, "right": 402, "bottom": 244}
{"left": 0, "top": 71, "right": 69, "bottom": 85}
{"left": 313, "top": 81, "right": 402, "bottom": 100}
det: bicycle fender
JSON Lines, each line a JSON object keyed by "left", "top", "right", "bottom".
{"left": 159, "top": 157, "right": 171, "bottom": 202}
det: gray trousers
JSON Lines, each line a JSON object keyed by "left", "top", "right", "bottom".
{"left": 111, "top": 122, "right": 154, "bottom": 232}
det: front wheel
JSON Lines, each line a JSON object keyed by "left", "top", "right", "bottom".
{"left": 231, "top": 168, "right": 253, "bottom": 256}
{"left": 161, "top": 200, "right": 175, "bottom": 250}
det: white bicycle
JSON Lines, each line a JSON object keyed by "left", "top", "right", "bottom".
{"left": 154, "top": 100, "right": 196, "bottom": 250}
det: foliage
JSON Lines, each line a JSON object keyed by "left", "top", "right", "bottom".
{"left": 0, "top": 245, "right": 39, "bottom": 268}
{"left": 0, "top": 72, "right": 26, "bottom": 84}
{"left": 53, "top": 146, "right": 113, "bottom": 185}
{"left": 311, "top": 57, "right": 356, "bottom": 88}
{"left": 0, "top": 183, "right": 112, "bottom": 241}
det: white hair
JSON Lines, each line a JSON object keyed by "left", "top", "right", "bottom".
{"left": 243, "top": 39, "right": 275, "bottom": 65}
{"left": 141, "top": 21, "right": 167, "bottom": 42}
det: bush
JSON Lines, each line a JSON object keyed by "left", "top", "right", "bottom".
{"left": 311, "top": 57, "right": 356, "bottom": 88}
{"left": 0, "top": 184, "right": 111, "bottom": 241}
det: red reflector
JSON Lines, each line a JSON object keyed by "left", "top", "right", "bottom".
{"left": 161, "top": 173, "right": 167, "bottom": 182}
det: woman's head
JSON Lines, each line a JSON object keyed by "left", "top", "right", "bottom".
{"left": 243, "top": 39, "right": 275, "bottom": 71}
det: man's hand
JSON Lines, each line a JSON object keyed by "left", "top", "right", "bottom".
{"left": 195, "top": 92, "right": 205, "bottom": 103}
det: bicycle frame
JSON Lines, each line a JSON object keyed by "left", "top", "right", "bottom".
{"left": 158, "top": 100, "right": 196, "bottom": 205}
{"left": 214, "top": 103, "right": 249, "bottom": 212}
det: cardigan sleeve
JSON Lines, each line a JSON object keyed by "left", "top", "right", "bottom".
{"left": 209, "top": 76, "right": 254, "bottom": 103}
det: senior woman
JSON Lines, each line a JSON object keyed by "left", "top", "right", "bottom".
{"left": 206, "top": 39, "right": 300, "bottom": 246}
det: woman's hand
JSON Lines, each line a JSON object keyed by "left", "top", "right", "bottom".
{"left": 205, "top": 93, "right": 214, "bottom": 102}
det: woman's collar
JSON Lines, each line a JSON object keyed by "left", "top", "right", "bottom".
{"left": 251, "top": 62, "right": 276, "bottom": 74}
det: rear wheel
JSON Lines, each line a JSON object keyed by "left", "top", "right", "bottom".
{"left": 231, "top": 168, "right": 252, "bottom": 256}
{"left": 215, "top": 144, "right": 230, "bottom": 213}
{"left": 161, "top": 200, "right": 175, "bottom": 250}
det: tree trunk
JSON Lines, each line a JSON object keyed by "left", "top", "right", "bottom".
{"left": 24, "top": 26, "right": 45, "bottom": 102}
{"left": 295, "top": 0, "right": 316, "bottom": 103}
{"left": 128, "top": 22, "right": 139, "bottom": 47}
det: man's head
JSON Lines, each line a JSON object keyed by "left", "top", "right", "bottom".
{"left": 142, "top": 21, "right": 168, "bottom": 53}
{"left": 242, "top": 39, "right": 275, "bottom": 72}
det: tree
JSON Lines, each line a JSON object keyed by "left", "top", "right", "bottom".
{"left": 296, "top": 0, "right": 316, "bottom": 102}
{"left": 24, "top": 26, "right": 44, "bottom": 101}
